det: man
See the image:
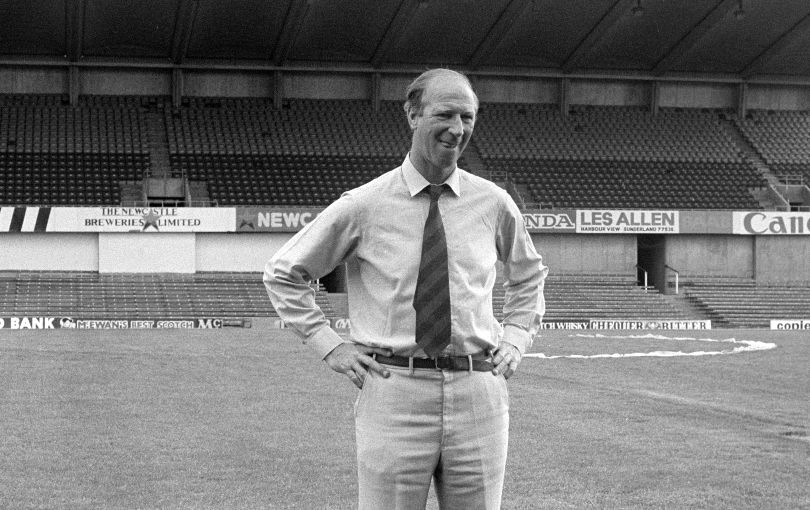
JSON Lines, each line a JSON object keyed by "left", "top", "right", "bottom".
{"left": 265, "top": 68, "right": 547, "bottom": 509}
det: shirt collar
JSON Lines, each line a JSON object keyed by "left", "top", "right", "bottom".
{"left": 402, "top": 154, "right": 461, "bottom": 198}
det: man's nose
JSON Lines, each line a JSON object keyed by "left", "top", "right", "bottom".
{"left": 447, "top": 115, "right": 464, "bottom": 137}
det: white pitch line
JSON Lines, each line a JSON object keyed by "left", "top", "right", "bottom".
{"left": 524, "top": 333, "right": 777, "bottom": 359}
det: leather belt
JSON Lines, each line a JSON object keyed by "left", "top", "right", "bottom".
{"left": 375, "top": 354, "right": 494, "bottom": 372}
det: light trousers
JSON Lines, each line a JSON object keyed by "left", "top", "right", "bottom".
{"left": 354, "top": 365, "right": 509, "bottom": 510}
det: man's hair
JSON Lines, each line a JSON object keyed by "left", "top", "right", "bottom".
{"left": 403, "top": 68, "right": 479, "bottom": 116}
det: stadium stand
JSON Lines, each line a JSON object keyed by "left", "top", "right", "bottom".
{"left": 0, "top": 271, "right": 336, "bottom": 319}
{"left": 165, "top": 98, "right": 410, "bottom": 205}
{"left": 475, "top": 104, "right": 767, "bottom": 209}
{"left": 493, "top": 274, "right": 689, "bottom": 323}
{"left": 0, "top": 95, "right": 149, "bottom": 205}
{"left": 3, "top": 95, "right": 809, "bottom": 327}
{"left": 1, "top": 270, "right": 692, "bottom": 325}
{"left": 734, "top": 110, "right": 810, "bottom": 184}
{"left": 0, "top": 95, "right": 784, "bottom": 209}
{"left": 680, "top": 276, "right": 810, "bottom": 328}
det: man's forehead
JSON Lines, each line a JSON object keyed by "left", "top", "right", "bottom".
{"left": 423, "top": 77, "right": 478, "bottom": 111}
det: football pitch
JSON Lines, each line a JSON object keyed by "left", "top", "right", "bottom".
{"left": 0, "top": 327, "right": 808, "bottom": 509}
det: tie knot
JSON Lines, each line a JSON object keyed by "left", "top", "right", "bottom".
{"left": 426, "top": 184, "right": 445, "bottom": 202}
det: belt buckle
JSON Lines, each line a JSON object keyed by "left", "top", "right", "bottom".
{"left": 434, "top": 356, "right": 452, "bottom": 370}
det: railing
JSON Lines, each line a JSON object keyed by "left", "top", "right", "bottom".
{"left": 119, "top": 199, "right": 217, "bottom": 207}
{"left": 523, "top": 201, "right": 555, "bottom": 209}
{"left": 664, "top": 264, "right": 680, "bottom": 294}
{"left": 774, "top": 205, "right": 810, "bottom": 211}
{"left": 775, "top": 174, "right": 805, "bottom": 186}
{"left": 636, "top": 264, "right": 649, "bottom": 293}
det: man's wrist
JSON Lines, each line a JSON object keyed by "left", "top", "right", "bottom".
{"left": 308, "top": 326, "right": 347, "bottom": 359}
{"left": 502, "top": 324, "right": 532, "bottom": 355}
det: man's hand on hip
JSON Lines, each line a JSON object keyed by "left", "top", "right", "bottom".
{"left": 324, "top": 343, "right": 393, "bottom": 389}
{"left": 491, "top": 341, "right": 522, "bottom": 380}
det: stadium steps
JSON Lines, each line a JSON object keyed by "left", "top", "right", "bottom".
{"left": 492, "top": 274, "right": 690, "bottom": 323}
{"left": 718, "top": 117, "right": 786, "bottom": 209}
{"left": 146, "top": 108, "right": 171, "bottom": 177}
{"left": 459, "top": 142, "right": 488, "bottom": 178}
{"left": 661, "top": 292, "right": 716, "bottom": 323}
{"left": 119, "top": 181, "right": 146, "bottom": 205}
{"left": 4, "top": 271, "right": 806, "bottom": 328}
{"left": 0, "top": 272, "right": 334, "bottom": 319}
{"left": 719, "top": 117, "right": 780, "bottom": 186}
{"left": 682, "top": 278, "right": 810, "bottom": 328}
{"left": 188, "top": 181, "right": 212, "bottom": 205}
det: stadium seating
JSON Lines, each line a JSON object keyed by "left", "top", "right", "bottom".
{"left": 0, "top": 271, "right": 333, "bottom": 319}
{"left": 0, "top": 95, "right": 149, "bottom": 205}
{"left": 475, "top": 104, "right": 767, "bottom": 209}
{"left": 2, "top": 95, "right": 808, "bottom": 328}
{"left": 734, "top": 110, "right": 810, "bottom": 184}
{"left": 164, "top": 99, "right": 410, "bottom": 205}
{"left": 4, "top": 269, "right": 806, "bottom": 328}
{"left": 2, "top": 270, "right": 689, "bottom": 324}
{"left": 681, "top": 276, "right": 810, "bottom": 328}
{"left": 2, "top": 95, "right": 802, "bottom": 209}
{"left": 493, "top": 273, "right": 689, "bottom": 322}
{"left": 176, "top": 154, "right": 400, "bottom": 206}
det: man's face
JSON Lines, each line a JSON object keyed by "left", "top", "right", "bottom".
{"left": 407, "top": 76, "right": 477, "bottom": 178}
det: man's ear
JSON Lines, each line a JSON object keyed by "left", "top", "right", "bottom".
{"left": 407, "top": 107, "right": 419, "bottom": 130}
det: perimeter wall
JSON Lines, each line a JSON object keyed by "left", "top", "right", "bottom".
{"left": 3, "top": 207, "right": 810, "bottom": 287}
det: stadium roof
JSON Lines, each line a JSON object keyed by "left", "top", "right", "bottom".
{"left": 2, "top": 0, "right": 810, "bottom": 83}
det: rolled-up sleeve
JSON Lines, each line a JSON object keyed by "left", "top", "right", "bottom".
{"left": 495, "top": 196, "right": 549, "bottom": 354}
{"left": 264, "top": 194, "right": 359, "bottom": 359}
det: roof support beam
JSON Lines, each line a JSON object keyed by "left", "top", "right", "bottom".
{"left": 653, "top": 0, "right": 739, "bottom": 75}
{"left": 171, "top": 0, "right": 200, "bottom": 64}
{"left": 737, "top": 82, "right": 747, "bottom": 117}
{"left": 559, "top": 78, "right": 569, "bottom": 118}
{"left": 172, "top": 68, "right": 184, "bottom": 108}
{"left": 274, "top": 70, "right": 284, "bottom": 110}
{"left": 468, "top": 0, "right": 533, "bottom": 70}
{"left": 372, "top": 72, "right": 381, "bottom": 112}
{"left": 371, "top": 0, "right": 421, "bottom": 68}
{"left": 65, "top": 0, "right": 86, "bottom": 62}
{"left": 68, "top": 65, "right": 80, "bottom": 106}
{"left": 273, "top": 0, "right": 312, "bottom": 66}
{"left": 742, "top": 10, "right": 810, "bottom": 78}
{"left": 562, "top": 0, "right": 637, "bottom": 72}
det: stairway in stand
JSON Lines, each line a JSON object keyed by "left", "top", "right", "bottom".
{"left": 719, "top": 116, "right": 785, "bottom": 209}
{"left": 187, "top": 181, "right": 212, "bottom": 206}
{"left": 146, "top": 108, "right": 171, "bottom": 177}
{"left": 460, "top": 142, "right": 488, "bottom": 179}
{"left": 119, "top": 181, "right": 145, "bottom": 206}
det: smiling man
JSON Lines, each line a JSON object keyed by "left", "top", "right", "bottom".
{"left": 265, "top": 68, "right": 548, "bottom": 509}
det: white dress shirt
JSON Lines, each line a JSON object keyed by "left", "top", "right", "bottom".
{"left": 265, "top": 155, "right": 548, "bottom": 359}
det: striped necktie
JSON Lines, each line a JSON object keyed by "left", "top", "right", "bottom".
{"left": 413, "top": 184, "right": 451, "bottom": 358}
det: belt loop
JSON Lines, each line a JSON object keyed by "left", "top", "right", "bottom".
{"left": 467, "top": 354, "right": 473, "bottom": 373}
{"left": 373, "top": 353, "right": 377, "bottom": 361}
{"left": 408, "top": 356, "right": 414, "bottom": 375}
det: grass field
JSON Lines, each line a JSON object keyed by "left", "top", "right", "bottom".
{"left": 0, "top": 327, "right": 808, "bottom": 509}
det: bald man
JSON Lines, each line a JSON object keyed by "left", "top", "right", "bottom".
{"left": 265, "top": 68, "right": 548, "bottom": 509}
